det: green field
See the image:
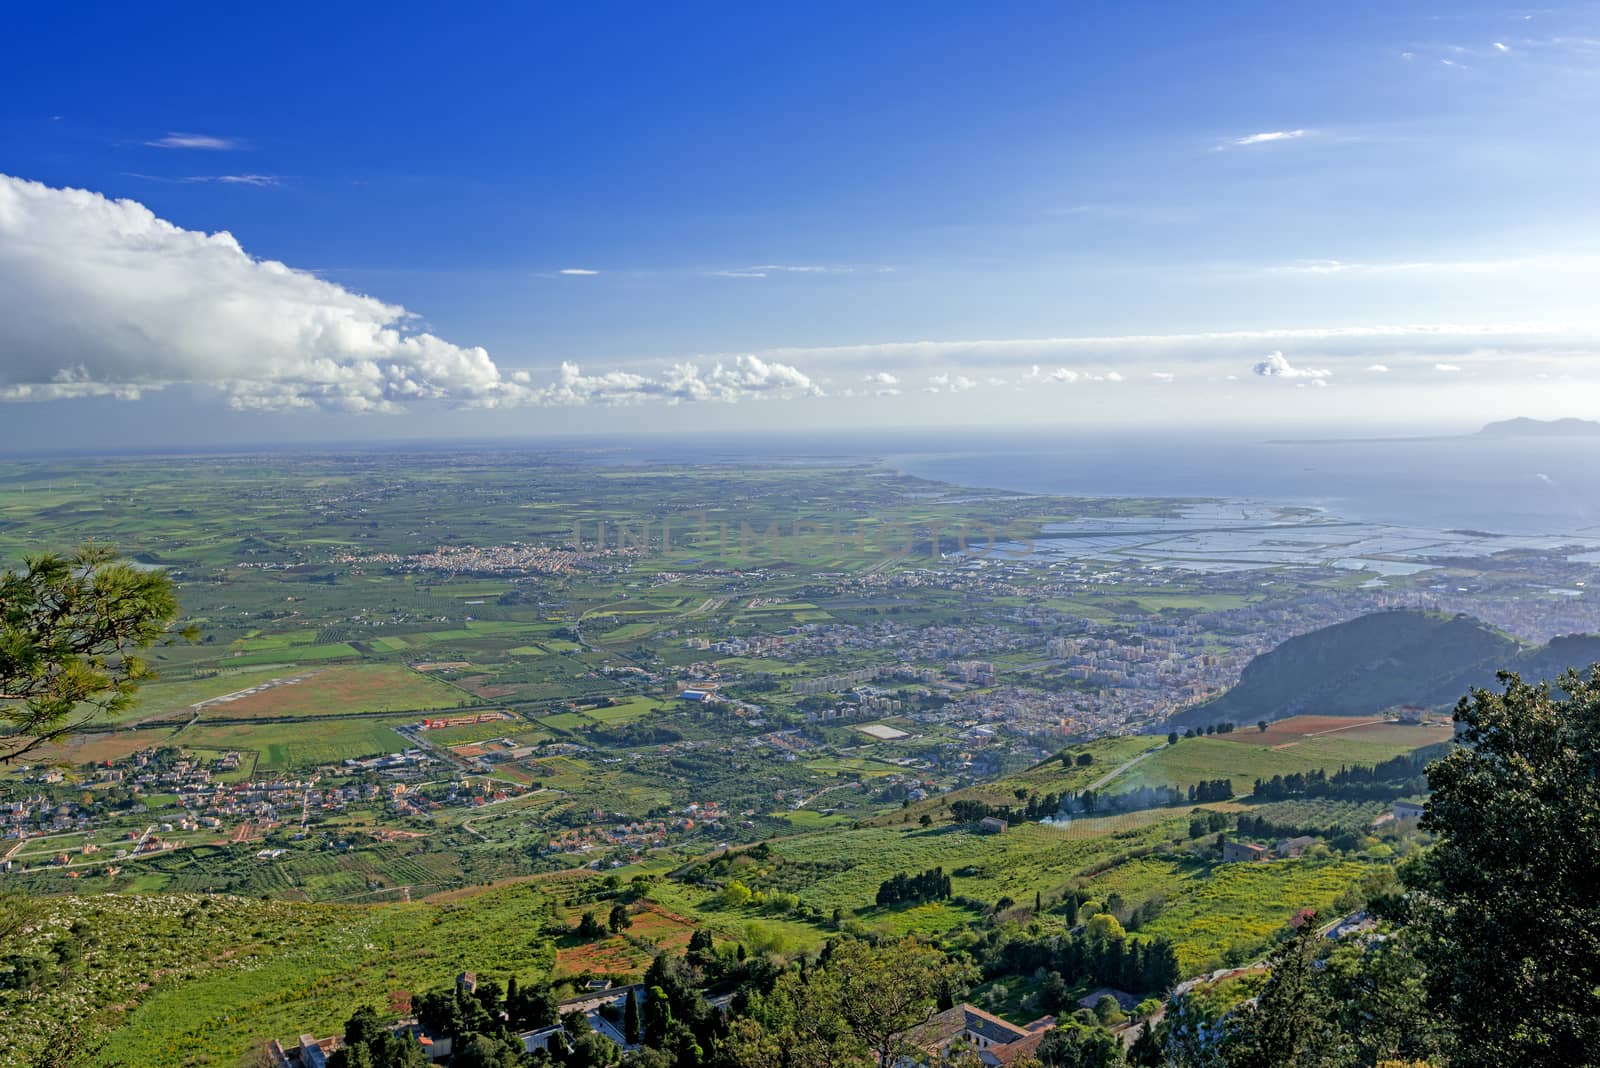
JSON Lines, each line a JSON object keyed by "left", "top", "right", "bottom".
{"left": 190, "top": 664, "right": 470, "bottom": 721}
{"left": 1122, "top": 730, "right": 1448, "bottom": 794}
{"left": 178, "top": 717, "right": 415, "bottom": 769}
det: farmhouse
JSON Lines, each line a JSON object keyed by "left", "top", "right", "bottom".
{"left": 978, "top": 816, "right": 1009, "bottom": 835}
{"left": 1393, "top": 800, "right": 1425, "bottom": 821}
{"left": 1222, "top": 840, "right": 1267, "bottom": 863}
{"left": 265, "top": 1033, "right": 339, "bottom": 1067}
{"left": 905, "top": 1003, "right": 1054, "bottom": 1064}
{"left": 1275, "top": 835, "right": 1317, "bottom": 858}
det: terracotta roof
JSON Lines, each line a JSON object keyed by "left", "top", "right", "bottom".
{"left": 992, "top": 1029, "right": 1049, "bottom": 1065}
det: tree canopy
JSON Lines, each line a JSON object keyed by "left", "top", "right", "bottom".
{"left": 1, "top": 545, "right": 188, "bottom": 762}
{"left": 1402, "top": 668, "right": 1600, "bottom": 1067}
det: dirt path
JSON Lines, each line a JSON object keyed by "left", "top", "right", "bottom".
{"left": 1086, "top": 744, "right": 1165, "bottom": 792}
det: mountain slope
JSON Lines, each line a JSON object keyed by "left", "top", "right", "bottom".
{"left": 1173, "top": 610, "right": 1532, "bottom": 728}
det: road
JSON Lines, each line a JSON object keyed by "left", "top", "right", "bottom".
{"left": 1085, "top": 744, "right": 1167, "bottom": 792}
{"left": 791, "top": 781, "right": 860, "bottom": 810}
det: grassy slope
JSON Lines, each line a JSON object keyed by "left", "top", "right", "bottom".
{"left": 7, "top": 884, "right": 560, "bottom": 1068}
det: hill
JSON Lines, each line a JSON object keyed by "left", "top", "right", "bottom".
{"left": 1476, "top": 416, "right": 1600, "bottom": 438}
{"left": 1172, "top": 610, "right": 1600, "bottom": 728}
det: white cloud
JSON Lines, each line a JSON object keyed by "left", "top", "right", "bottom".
{"left": 863, "top": 371, "right": 901, "bottom": 396}
{"left": 1267, "top": 253, "right": 1600, "bottom": 277}
{"left": 924, "top": 373, "right": 976, "bottom": 393}
{"left": 1151, "top": 371, "right": 1175, "bottom": 382}
{"left": 708, "top": 263, "right": 871, "bottom": 279}
{"left": 1367, "top": 364, "right": 1390, "bottom": 373}
{"left": 184, "top": 174, "right": 280, "bottom": 187}
{"left": 0, "top": 174, "right": 821, "bottom": 412}
{"left": 559, "top": 268, "right": 599, "bottom": 276}
{"left": 1105, "top": 370, "right": 1125, "bottom": 382}
{"left": 749, "top": 264, "right": 847, "bottom": 274}
{"left": 1252, "top": 351, "right": 1331, "bottom": 379}
{"left": 1493, "top": 41, "right": 1510, "bottom": 52}
{"left": 535, "top": 357, "right": 821, "bottom": 406}
{"left": 1048, "top": 368, "right": 1080, "bottom": 383}
{"left": 1435, "top": 362, "right": 1463, "bottom": 372}
{"left": 146, "top": 132, "right": 238, "bottom": 150}
{"left": 749, "top": 321, "right": 1600, "bottom": 375}
{"left": 1228, "top": 129, "right": 1308, "bottom": 147}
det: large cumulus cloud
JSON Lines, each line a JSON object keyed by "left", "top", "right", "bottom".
{"left": 0, "top": 175, "right": 820, "bottom": 412}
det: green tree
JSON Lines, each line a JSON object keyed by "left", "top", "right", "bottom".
{"left": 624, "top": 986, "right": 641, "bottom": 1045}
{"left": 327, "top": 1007, "right": 427, "bottom": 1068}
{"left": 1162, "top": 995, "right": 1227, "bottom": 1068}
{"left": 827, "top": 937, "right": 968, "bottom": 1068}
{"left": 1127, "top": 1019, "right": 1162, "bottom": 1066}
{"left": 1035, "top": 1023, "right": 1123, "bottom": 1067}
{"left": 1402, "top": 668, "right": 1600, "bottom": 1067}
{"left": 1, "top": 546, "right": 189, "bottom": 762}
{"left": 452, "top": 1033, "right": 523, "bottom": 1068}
{"left": 1084, "top": 913, "right": 1124, "bottom": 943}
{"left": 1225, "top": 918, "right": 1328, "bottom": 1068}
{"left": 1311, "top": 933, "right": 1443, "bottom": 1066}
{"left": 644, "top": 984, "right": 673, "bottom": 1046}
{"left": 609, "top": 903, "right": 632, "bottom": 933}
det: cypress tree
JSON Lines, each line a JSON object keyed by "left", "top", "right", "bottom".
{"left": 624, "top": 986, "right": 641, "bottom": 1044}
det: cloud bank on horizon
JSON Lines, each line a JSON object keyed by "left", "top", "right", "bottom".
{"left": 1, "top": 174, "right": 1595, "bottom": 419}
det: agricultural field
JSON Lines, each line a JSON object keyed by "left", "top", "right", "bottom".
{"left": 178, "top": 718, "right": 419, "bottom": 770}
{"left": 1121, "top": 724, "right": 1453, "bottom": 795}
{"left": 184, "top": 664, "right": 469, "bottom": 720}
{"left": 1223, "top": 716, "right": 1449, "bottom": 749}
{"left": 3, "top": 445, "right": 1588, "bottom": 1063}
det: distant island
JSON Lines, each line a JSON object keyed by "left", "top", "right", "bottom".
{"left": 1477, "top": 417, "right": 1600, "bottom": 438}
{"left": 1272, "top": 416, "right": 1600, "bottom": 446}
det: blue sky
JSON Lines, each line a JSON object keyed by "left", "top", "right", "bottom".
{"left": 1, "top": 2, "right": 1597, "bottom": 447}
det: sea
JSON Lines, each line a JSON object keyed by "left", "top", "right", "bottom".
{"left": 881, "top": 433, "right": 1600, "bottom": 538}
